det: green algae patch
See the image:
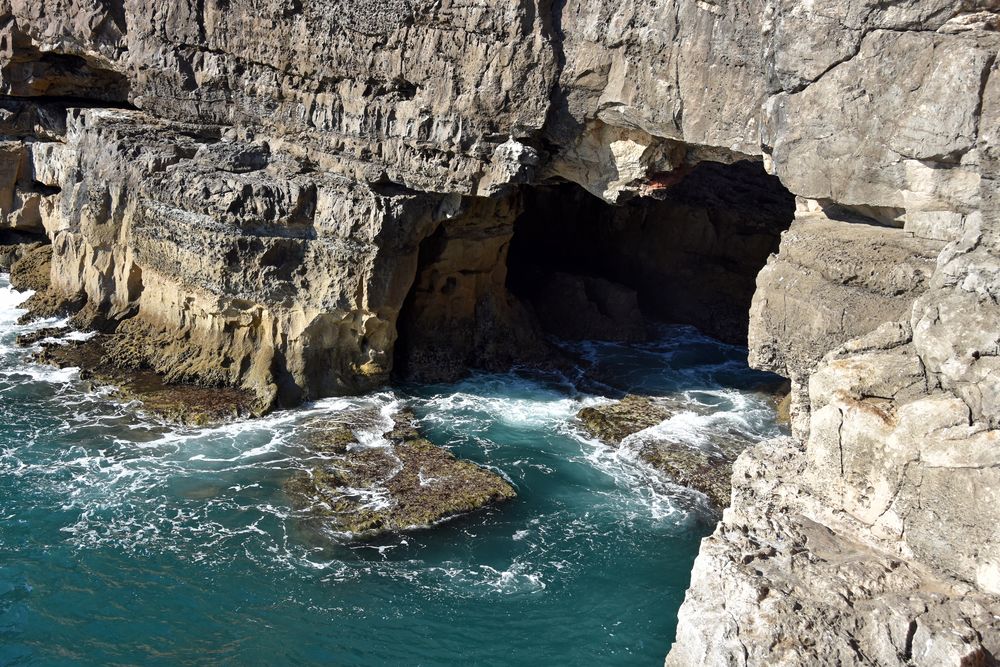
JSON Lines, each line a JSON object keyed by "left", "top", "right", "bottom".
{"left": 286, "top": 411, "right": 516, "bottom": 538}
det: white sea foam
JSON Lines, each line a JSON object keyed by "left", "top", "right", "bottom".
{"left": 0, "top": 274, "right": 784, "bottom": 590}
{"left": 418, "top": 376, "right": 605, "bottom": 431}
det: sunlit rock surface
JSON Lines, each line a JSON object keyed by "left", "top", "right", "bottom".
{"left": 1, "top": 0, "right": 998, "bottom": 663}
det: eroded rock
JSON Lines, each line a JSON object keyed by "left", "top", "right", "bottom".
{"left": 578, "top": 395, "right": 752, "bottom": 508}
{"left": 0, "top": 0, "right": 998, "bottom": 663}
{"left": 32, "top": 333, "right": 261, "bottom": 425}
{"left": 667, "top": 438, "right": 1000, "bottom": 667}
{"left": 286, "top": 411, "right": 516, "bottom": 536}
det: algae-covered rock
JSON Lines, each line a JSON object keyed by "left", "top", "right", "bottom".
{"left": 577, "top": 395, "right": 675, "bottom": 445}
{"left": 15, "top": 326, "right": 70, "bottom": 347}
{"left": 577, "top": 394, "right": 751, "bottom": 508}
{"left": 0, "top": 235, "right": 45, "bottom": 273}
{"left": 634, "top": 435, "right": 747, "bottom": 509}
{"left": 31, "top": 334, "right": 261, "bottom": 425}
{"left": 7, "top": 242, "right": 87, "bottom": 323}
{"left": 286, "top": 411, "right": 516, "bottom": 537}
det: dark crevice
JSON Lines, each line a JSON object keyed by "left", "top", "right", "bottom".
{"left": 392, "top": 160, "right": 795, "bottom": 386}
{"left": 540, "top": 0, "right": 579, "bottom": 148}
{"left": 393, "top": 225, "right": 445, "bottom": 382}
{"left": 0, "top": 21, "right": 132, "bottom": 106}
{"left": 0, "top": 228, "right": 48, "bottom": 246}
{"left": 29, "top": 181, "right": 61, "bottom": 197}
{"left": 391, "top": 196, "right": 547, "bottom": 384}
{"left": 902, "top": 619, "right": 917, "bottom": 661}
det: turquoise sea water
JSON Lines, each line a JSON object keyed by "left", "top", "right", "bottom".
{"left": 0, "top": 275, "right": 784, "bottom": 666}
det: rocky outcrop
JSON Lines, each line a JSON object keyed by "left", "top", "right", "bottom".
{"left": 668, "top": 438, "right": 1000, "bottom": 667}
{"left": 1, "top": 0, "right": 998, "bottom": 663}
{"left": 748, "top": 208, "right": 944, "bottom": 436}
{"left": 31, "top": 330, "right": 259, "bottom": 424}
{"left": 286, "top": 410, "right": 515, "bottom": 536}
{"left": 667, "top": 8, "right": 1000, "bottom": 661}
{"left": 578, "top": 395, "right": 754, "bottom": 508}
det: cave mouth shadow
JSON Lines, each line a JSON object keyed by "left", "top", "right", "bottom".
{"left": 392, "top": 159, "right": 796, "bottom": 391}
{"left": 506, "top": 160, "right": 796, "bottom": 350}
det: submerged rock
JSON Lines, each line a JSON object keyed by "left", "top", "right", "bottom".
{"left": 286, "top": 411, "right": 516, "bottom": 537}
{"left": 578, "top": 394, "right": 675, "bottom": 445}
{"left": 578, "top": 394, "right": 750, "bottom": 508}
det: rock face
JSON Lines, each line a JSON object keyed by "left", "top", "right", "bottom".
{"left": 1, "top": 0, "right": 999, "bottom": 663}
{"left": 668, "top": 438, "right": 1000, "bottom": 666}
{"left": 392, "top": 195, "right": 546, "bottom": 382}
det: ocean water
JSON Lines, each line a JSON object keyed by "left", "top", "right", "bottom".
{"left": 0, "top": 275, "right": 785, "bottom": 666}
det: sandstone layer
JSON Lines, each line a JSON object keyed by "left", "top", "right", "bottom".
{"left": 1, "top": 0, "right": 998, "bottom": 664}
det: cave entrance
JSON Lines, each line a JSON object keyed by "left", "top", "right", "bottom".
{"left": 392, "top": 160, "right": 795, "bottom": 383}
{"left": 506, "top": 160, "right": 796, "bottom": 346}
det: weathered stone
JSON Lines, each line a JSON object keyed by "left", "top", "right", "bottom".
{"left": 35, "top": 333, "right": 261, "bottom": 425}
{"left": 667, "top": 438, "right": 1000, "bottom": 667}
{"left": 749, "top": 212, "right": 943, "bottom": 383}
{"left": 748, "top": 210, "right": 943, "bottom": 437}
{"left": 0, "top": 0, "right": 998, "bottom": 663}
{"left": 578, "top": 395, "right": 676, "bottom": 445}
{"left": 8, "top": 242, "right": 51, "bottom": 292}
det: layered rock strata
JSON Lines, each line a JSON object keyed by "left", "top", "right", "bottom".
{"left": 0, "top": 0, "right": 998, "bottom": 663}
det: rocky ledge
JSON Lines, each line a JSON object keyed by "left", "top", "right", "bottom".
{"left": 286, "top": 410, "right": 515, "bottom": 537}
{"left": 30, "top": 332, "right": 259, "bottom": 425}
{"left": 8, "top": 243, "right": 262, "bottom": 424}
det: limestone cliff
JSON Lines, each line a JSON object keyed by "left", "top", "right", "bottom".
{"left": 1, "top": 0, "right": 998, "bottom": 663}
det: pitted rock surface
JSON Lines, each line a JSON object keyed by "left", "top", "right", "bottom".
{"left": 1, "top": 0, "right": 998, "bottom": 664}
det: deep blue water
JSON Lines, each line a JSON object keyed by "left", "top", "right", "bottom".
{"left": 0, "top": 276, "right": 784, "bottom": 666}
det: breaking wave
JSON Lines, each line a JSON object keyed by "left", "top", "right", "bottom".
{"left": 0, "top": 274, "right": 785, "bottom": 665}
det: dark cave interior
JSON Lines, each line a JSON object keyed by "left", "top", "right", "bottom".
{"left": 506, "top": 160, "right": 796, "bottom": 345}
{"left": 393, "top": 160, "right": 795, "bottom": 382}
